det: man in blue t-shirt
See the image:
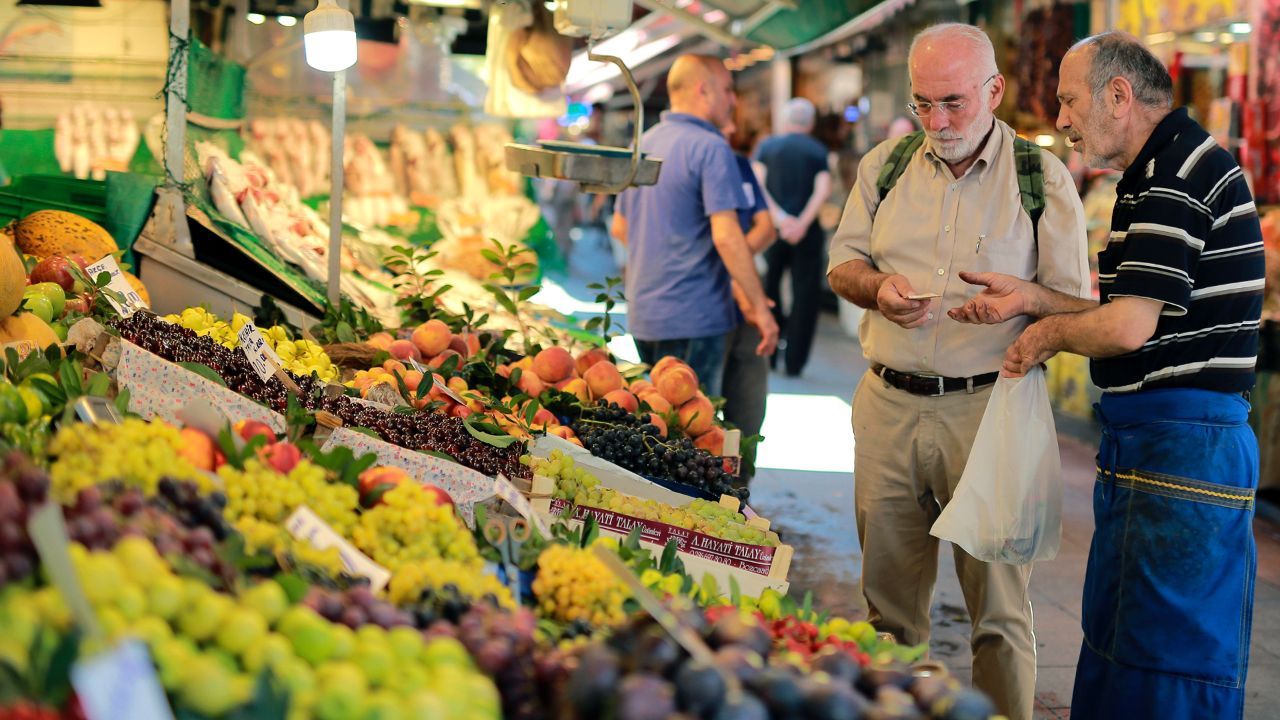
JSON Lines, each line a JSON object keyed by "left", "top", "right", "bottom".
{"left": 754, "top": 98, "right": 833, "bottom": 377}
{"left": 952, "top": 32, "right": 1263, "bottom": 720}
{"left": 612, "top": 55, "right": 778, "bottom": 395}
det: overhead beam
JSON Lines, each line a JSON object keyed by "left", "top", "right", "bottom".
{"left": 633, "top": 0, "right": 750, "bottom": 49}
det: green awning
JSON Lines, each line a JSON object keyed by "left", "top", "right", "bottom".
{"left": 745, "top": 0, "right": 885, "bottom": 49}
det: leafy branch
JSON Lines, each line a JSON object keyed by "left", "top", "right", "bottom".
{"left": 584, "top": 276, "right": 625, "bottom": 345}
{"left": 481, "top": 239, "right": 541, "bottom": 356}
{"left": 385, "top": 245, "right": 452, "bottom": 327}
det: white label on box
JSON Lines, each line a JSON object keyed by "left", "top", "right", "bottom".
{"left": 85, "top": 255, "right": 147, "bottom": 317}
{"left": 237, "top": 322, "right": 284, "bottom": 383}
{"left": 494, "top": 474, "right": 550, "bottom": 537}
{"left": 72, "top": 641, "right": 174, "bottom": 720}
{"left": 285, "top": 506, "right": 391, "bottom": 591}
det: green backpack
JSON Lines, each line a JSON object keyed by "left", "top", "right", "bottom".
{"left": 873, "top": 130, "right": 1047, "bottom": 242}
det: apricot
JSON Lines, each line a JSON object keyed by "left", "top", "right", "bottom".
{"left": 584, "top": 361, "right": 624, "bottom": 400}
{"left": 411, "top": 319, "right": 452, "bottom": 357}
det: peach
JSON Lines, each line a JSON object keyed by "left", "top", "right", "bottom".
{"left": 382, "top": 359, "right": 407, "bottom": 375}
{"left": 496, "top": 364, "right": 512, "bottom": 378}
{"left": 529, "top": 407, "right": 558, "bottom": 427}
{"left": 459, "top": 333, "right": 482, "bottom": 357}
{"left": 259, "top": 441, "right": 302, "bottom": 475}
{"left": 367, "top": 332, "right": 394, "bottom": 351}
{"left": 411, "top": 319, "right": 452, "bottom": 357}
{"left": 389, "top": 339, "right": 421, "bottom": 362}
{"left": 177, "top": 428, "right": 217, "bottom": 471}
{"left": 629, "top": 379, "right": 654, "bottom": 395}
{"left": 447, "top": 335, "right": 470, "bottom": 357}
{"left": 428, "top": 349, "right": 463, "bottom": 371}
{"left": 419, "top": 482, "right": 454, "bottom": 510}
{"left": 448, "top": 404, "right": 473, "bottom": 419}
{"left": 677, "top": 395, "right": 715, "bottom": 436}
{"left": 513, "top": 356, "right": 534, "bottom": 373}
{"left": 657, "top": 366, "right": 698, "bottom": 406}
{"left": 647, "top": 413, "right": 668, "bottom": 438}
{"left": 234, "top": 420, "right": 276, "bottom": 446}
{"left": 694, "top": 426, "right": 726, "bottom": 455}
{"left": 651, "top": 356, "right": 688, "bottom": 381}
{"left": 555, "top": 378, "right": 591, "bottom": 404}
{"left": 603, "top": 389, "right": 639, "bottom": 413}
{"left": 575, "top": 348, "right": 611, "bottom": 378}
{"left": 549, "top": 425, "right": 577, "bottom": 441}
{"left": 401, "top": 370, "right": 424, "bottom": 393}
{"left": 358, "top": 466, "right": 409, "bottom": 496}
{"left": 638, "top": 391, "right": 672, "bottom": 414}
{"left": 447, "top": 376, "right": 469, "bottom": 396}
{"left": 514, "top": 370, "right": 545, "bottom": 398}
{"left": 584, "top": 361, "right": 624, "bottom": 400}
{"left": 532, "top": 346, "right": 575, "bottom": 384}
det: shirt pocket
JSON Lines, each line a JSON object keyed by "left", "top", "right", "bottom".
{"left": 965, "top": 204, "right": 1036, "bottom": 278}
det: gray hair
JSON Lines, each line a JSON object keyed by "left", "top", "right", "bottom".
{"left": 1072, "top": 32, "right": 1173, "bottom": 109}
{"left": 784, "top": 98, "right": 815, "bottom": 129}
{"left": 908, "top": 23, "right": 999, "bottom": 81}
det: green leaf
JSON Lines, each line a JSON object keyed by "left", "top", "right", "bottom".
{"left": 462, "top": 415, "right": 519, "bottom": 448}
{"left": 728, "top": 575, "right": 742, "bottom": 606}
{"left": 508, "top": 367, "right": 523, "bottom": 388}
{"left": 581, "top": 514, "right": 599, "bottom": 549}
{"left": 36, "top": 628, "right": 80, "bottom": 706}
{"left": 523, "top": 398, "right": 540, "bottom": 426}
{"left": 419, "top": 449, "right": 461, "bottom": 464}
{"left": 84, "top": 371, "right": 111, "bottom": 397}
{"left": 94, "top": 271, "right": 111, "bottom": 288}
{"left": 485, "top": 285, "right": 519, "bottom": 316}
{"left": 275, "top": 574, "right": 311, "bottom": 604}
{"left": 586, "top": 282, "right": 604, "bottom": 291}
{"left": 801, "top": 591, "right": 814, "bottom": 619}
{"left": 336, "top": 321, "right": 357, "bottom": 343}
{"left": 517, "top": 286, "right": 540, "bottom": 302}
{"left": 480, "top": 249, "right": 503, "bottom": 265}
{"left": 659, "top": 540, "right": 679, "bottom": 575}
{"left": 415, "top": 371, "right": 433, "bottom": 401}
{"left": 177, "top": 362, "right": 228, "bottom": 387}
{"left": 113, "top": 387, "right": 132, "bottom": 416}
{"left": 347, "top": 426, "right": 381, "bottom": 438}
{"left": 58, "top": 361, "right": 82, "bottom": 398}
{"left": 700, "top": 573, "right": 720, "bottom": 602}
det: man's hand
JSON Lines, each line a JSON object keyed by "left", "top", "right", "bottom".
{"left": 948, "top": 271, "right": 1032, "bottom": 324}
{"left": 777, "top": 216, "right": 804, "bottom": 244}
{"left": 1002, "top": 321, "right": 1058, "bottom": 376}
{"left": 877, "top": 275, "right": 931, "bottom": 329}
{"left": 749, "top": 305, "right": 779, "bottom": 356}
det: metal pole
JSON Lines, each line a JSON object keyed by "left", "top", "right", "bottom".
{"left": 163, "top": 0, "right": 194, "bottom": 255}
{"left": 327, "top": 69, "right": 347, "bottom": 308}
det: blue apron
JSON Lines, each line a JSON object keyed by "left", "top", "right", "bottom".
{"left": 1072, "top": 388, "right": 1257, "bottom": 720}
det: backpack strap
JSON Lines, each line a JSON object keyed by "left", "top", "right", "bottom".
{"left": 1011, "top": 135, "right": 1046, "bottom": 244}
{"left": 876, "top": 131, "right": 926, "bottom": 202}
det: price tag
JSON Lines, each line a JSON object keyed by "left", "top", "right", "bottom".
{"left": 72, "top": 641, "right": 174, "bottom": 720}
{"left": 493, "top": 474, "right": 550, "bottom": 537}
{"left": 27, "top": 503, "right": 100, "bottom": 639}
{"left": 285, "top": 506, "right": 391, "bottom": 591}
{"left": 237, "top": 322, "right": 284, "bottom": 383}
{"left": 85, "top": 255, "right": 147, "bottom": 317}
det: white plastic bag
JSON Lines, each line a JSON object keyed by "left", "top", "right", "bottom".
{"left": 931, "top": 366, "right": 1062, "bottom": 564}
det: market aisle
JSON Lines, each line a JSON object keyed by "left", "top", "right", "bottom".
{"left": 749, "top": 313, "right": 1280, "bottom": 720}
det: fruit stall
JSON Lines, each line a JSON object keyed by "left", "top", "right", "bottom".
{"left": 0, "top": 199, "right": 1004, "bottom": 719}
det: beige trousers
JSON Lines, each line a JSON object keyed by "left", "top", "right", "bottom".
{"left": 852, "top": 370, "right": 1036, "bottom": 720}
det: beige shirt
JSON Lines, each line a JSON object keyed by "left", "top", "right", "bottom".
{"left": 828, "top": 119, "right": 1090, "bottom": 377}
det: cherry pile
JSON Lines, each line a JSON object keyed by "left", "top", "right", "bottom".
{"left": 114, "top": 312, "right": 530, "bottom": 480}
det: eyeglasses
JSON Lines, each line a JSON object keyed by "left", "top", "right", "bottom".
{"left": 907, "top": 74, "right": 998, "bottom": 117}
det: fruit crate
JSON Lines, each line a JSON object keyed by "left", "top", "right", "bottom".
{"left": 529, "top": 480, "right": 793, "bottom": 598}
{"left": 0, "top": 175, "right": 108, "bottom": 227}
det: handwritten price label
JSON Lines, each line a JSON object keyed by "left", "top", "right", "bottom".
{"left": 85, "top": 255, "right": 146, "bottom": 317}
{"left": 237, "top": 322, "right": 284, "bottom": 383}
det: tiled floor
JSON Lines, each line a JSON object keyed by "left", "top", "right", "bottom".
{"left": 748, "top": 313, "right": 1280, "bottom": 720}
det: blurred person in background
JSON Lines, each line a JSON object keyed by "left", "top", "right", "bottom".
{"left": 755, "top": 98, "right": 833, "bottom": 377}
{"left": 611, "top": 54, "right": 778, "bottom": 393}
{"left": 721, "top": 119, "right": 776, "bottom": 476}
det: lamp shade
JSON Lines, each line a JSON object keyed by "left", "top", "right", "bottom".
{"left": 304, "top": 0, "right": 357, "bottom": 72}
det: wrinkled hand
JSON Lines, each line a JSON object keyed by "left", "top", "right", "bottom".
{"left": 948, "top": 271, "right": 1031, "bottom": 324}
{"left": 1002, "top": 322, "right": 1057, "bottom": 376}
{"left": 749, "top": 305, "right": 780, "bottom": 356}
{"left": 877, "top": 275, "right": 930, "bottom": 329}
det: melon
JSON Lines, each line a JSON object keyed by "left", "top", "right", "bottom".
{"left": 14, "top": 210, "right": 116, "bottom": 262}
{"left": 0, "top": 312, "right": 58, "bottom": 348}
{"left": 0, "top": 230, "right": 24, "bottom": 317}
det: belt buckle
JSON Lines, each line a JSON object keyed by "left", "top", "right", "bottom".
{"left": 928, "top": 375, "right": 945, "bottom": 397}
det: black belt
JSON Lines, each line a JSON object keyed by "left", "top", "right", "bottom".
{"left": 874, "top": 365, "right": 999, "bottom": 396}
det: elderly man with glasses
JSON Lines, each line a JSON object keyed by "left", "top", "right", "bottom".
{"left": 826, "top": 23, "right": 1090, "bottom": 720}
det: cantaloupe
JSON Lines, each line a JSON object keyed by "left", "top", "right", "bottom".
{"left": 14, "top": 210, "right": 116, "bottom": 261}
{"left": 0, "top": 313, "right": 58, "bottom": 348}
{"left": 0, "top": 229, "right": 24, "bottom": 317}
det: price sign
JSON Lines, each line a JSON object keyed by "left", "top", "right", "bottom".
{"left": 493, "top": 474, "right": 550, "bottom": 537}
{"left": 72, "top": 641, "right": 174, "bottom": 720}
{"left": 85, "top": 255, "right": 146, "bottom": 317}
{"left": 237, "top": 322, "right": 284, "bottom": 383}
{"left": 285, "top": 506, "right": 391, "bottom": 591}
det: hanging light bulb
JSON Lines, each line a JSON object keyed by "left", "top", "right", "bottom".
{"left": 304, "top": 0, "right": 357, "bottom": 72}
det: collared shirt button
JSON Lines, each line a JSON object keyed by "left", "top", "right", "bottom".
{"left": 927, "top": 312, "right": 934, "bottom": 320}
{"left": 950, "top": 183, "right": 957, "bottom": 190}
{"left": 936, "top": 268, "right": 945, "bottom": 275}
{"left": 944, "top": 224, "right": 951, "bottom": 232}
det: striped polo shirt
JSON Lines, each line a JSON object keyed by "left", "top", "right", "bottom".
{"left": 1093, "top": 108, "right": 1264, "bottom": 394}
